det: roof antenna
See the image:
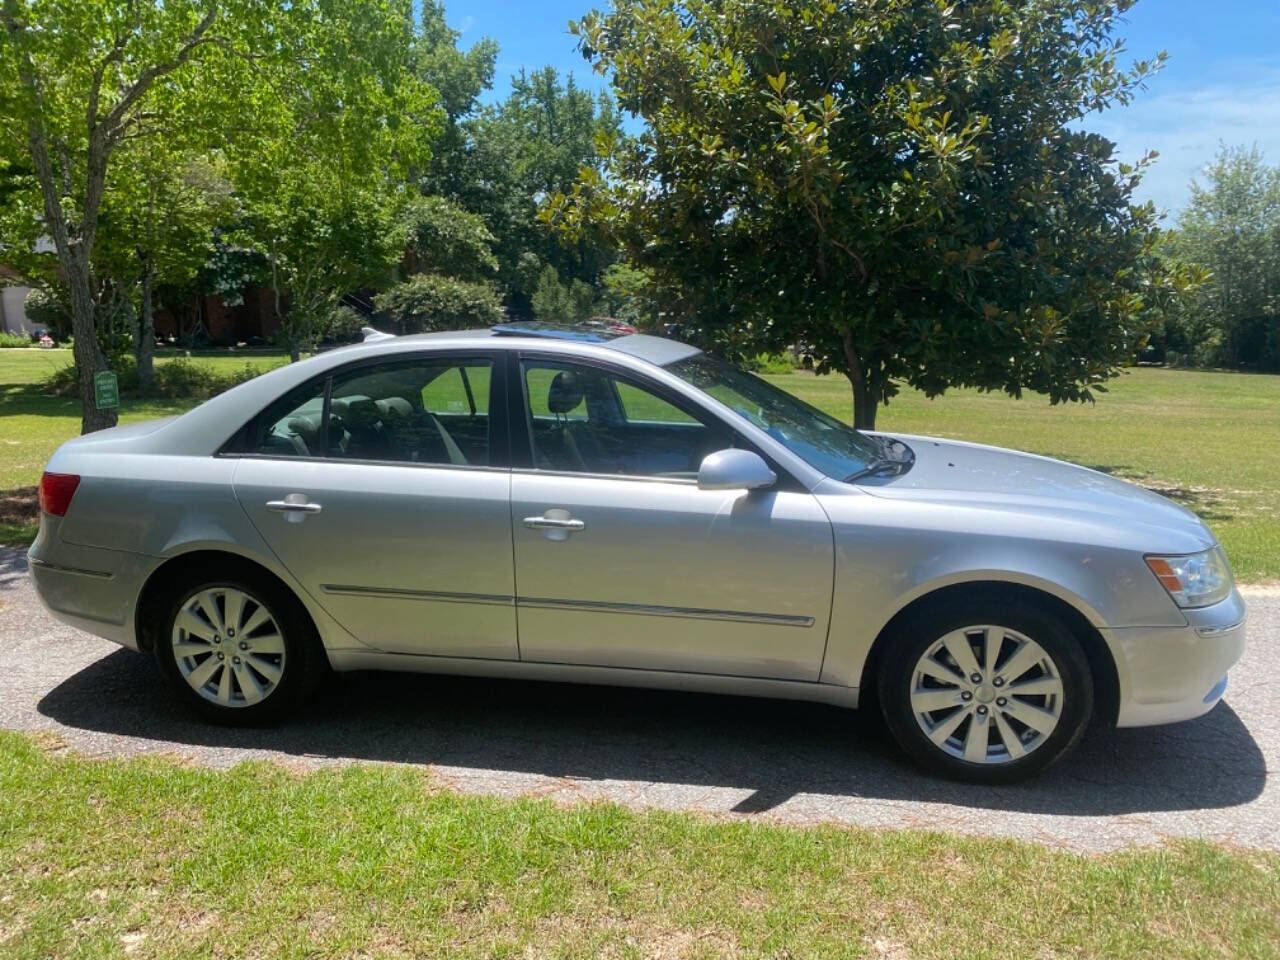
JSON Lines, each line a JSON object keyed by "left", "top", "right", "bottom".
{"left": 361, "top": 326, "right": 395, "bottom": 343}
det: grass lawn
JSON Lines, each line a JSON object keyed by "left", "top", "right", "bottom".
{"left": 1, "top": 730, "right": 1276, "bottom": 959}
{"left": 1, "top": 347, "right": 1277, "bottom": 581}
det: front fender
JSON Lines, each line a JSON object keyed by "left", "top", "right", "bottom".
{"left": 815, "top": 490, "right": 1185, "bottom": 688}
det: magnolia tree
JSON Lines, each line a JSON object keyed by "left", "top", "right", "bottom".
{"left": 550, "top": 0, "right": 1196, "bottom": 429}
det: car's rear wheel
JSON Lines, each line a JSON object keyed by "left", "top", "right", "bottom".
{"left": 152, "top": 571, "right": 324, "bottom": 724}
{"left": 878, "top": 597, "right": 1093, "bottom": 783}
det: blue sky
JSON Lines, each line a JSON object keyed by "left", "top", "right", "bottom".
{"left": 447, "top": 0, "right": 1280, "bottom": 219}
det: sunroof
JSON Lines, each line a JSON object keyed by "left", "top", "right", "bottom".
{"left": 490, "top": 321, "right": 629, "bottom": 343}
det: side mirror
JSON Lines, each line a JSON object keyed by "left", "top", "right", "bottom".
{"left": 697, "top": 448, "right": 777, "bottom": 491}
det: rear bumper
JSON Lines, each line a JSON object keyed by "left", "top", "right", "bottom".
{"left": 1105, "top": 590, "right": 1247, "bottom": 727}
{"left": 27, "top": 519, "right": 151, "bottom": 651}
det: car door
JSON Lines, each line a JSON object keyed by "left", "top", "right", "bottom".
{"left": 232, "top": 351, "right": 517, "bottom": 660}
{"left": 510, "top": 356, "right": 834, "bottom": 681}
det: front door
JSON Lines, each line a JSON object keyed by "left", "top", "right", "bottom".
{"left": 233, "top": 353, "right": 517, "bottom": 659}
{"left": 510, "top": 357, "right": 834, "bottom": 681}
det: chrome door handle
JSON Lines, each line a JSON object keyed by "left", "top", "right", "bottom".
{"left": 266, "top": 494, "right": 322, "bottom": 523}
{"left": 523, "top": 516, "right": 585, "bottom": 531}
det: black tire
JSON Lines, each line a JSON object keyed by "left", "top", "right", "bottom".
{"left": 877, "top": 595, "right": 1093, "bottom": 783}
{"left": 150, "top": 568, "right": 326, "bottom": 725}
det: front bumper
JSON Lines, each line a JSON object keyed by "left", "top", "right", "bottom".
{"left": 1104, "top": 588, "right": 1247, "bottom": 727}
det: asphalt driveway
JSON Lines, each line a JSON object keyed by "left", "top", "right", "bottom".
{"left": 1, "top": 546, "right": 1275, "bottom": 852}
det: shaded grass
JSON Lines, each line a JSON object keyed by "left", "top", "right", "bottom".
{"left": 1, "top": 349, "right": 1278, "bottom": 581}
{"left": 0, "top": 730, "right": 1276, "bottom": 959}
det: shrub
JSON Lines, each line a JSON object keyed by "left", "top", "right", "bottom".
{"left": 41, "top": 356, "right": 261, "bottom": 400}
{"left": 0, "top": 331, "right": 32, "bottom": 348}
{"left": 323, "top": 304, "right": 367, "bottom": 342}
{"left": 374, "top": 274, "right": 502, "bottom": 334}
{"left": 745, "top": 351, "right": 797, "bottom": 375}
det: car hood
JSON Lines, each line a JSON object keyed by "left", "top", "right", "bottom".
{"left": 859, "top": 434, "right": 1215, "bottom": 551}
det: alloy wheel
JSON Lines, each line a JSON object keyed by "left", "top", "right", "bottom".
{"left": 171, "top": 587, "right": 287, "bottom": 708}
{"left": 909, "top": 624, "right": 1064, "bottom": 764}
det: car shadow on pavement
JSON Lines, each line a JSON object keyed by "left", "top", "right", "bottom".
{"left": 38, "top": 648, "right": 1266, "bottom": 817}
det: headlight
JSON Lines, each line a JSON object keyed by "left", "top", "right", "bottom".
{"left": 1145, "top": 548, "right": 1233, "bottom": 608}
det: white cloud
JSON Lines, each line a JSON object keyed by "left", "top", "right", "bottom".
{"left": 457, "top": 15, "right": 474, "bottom": 34}
{"left": 1086, "top": 65, "right": 1280, "bottom": 220}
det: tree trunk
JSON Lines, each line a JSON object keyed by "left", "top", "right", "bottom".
{"left": 839, "top": 326, "right": 878, "bottom": 431}
{"left": 848, "top": 373, "right": 878, "bottom": 431}
{"left": 67, "top": 258, "right": 118, "bottom": 434}
{"left": 136, "top": 261, "right": 156, "bottom": 391}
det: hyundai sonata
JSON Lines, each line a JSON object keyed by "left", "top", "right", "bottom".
{"left": 29, "top": 322, "right": 1246, "bottom": 782}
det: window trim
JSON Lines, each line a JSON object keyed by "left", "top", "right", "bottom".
{"left": 218, "top": 349, "right": 511, "bottom": 469}
{"left": 512, "top": 351, "right": 805, "bottom": 490}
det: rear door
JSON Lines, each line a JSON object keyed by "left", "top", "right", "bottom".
{"left": 510, "top": 356, "right": 834, "bottom": 681}
{"left": 232, "top": 351, "right": 518, "bottom": 660}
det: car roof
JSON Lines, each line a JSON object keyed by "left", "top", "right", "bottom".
{"left": 365, "top": 323, "right": 702, "bottom": 367}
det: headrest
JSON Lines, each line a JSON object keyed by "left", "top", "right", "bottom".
{"left": 547, "top": 371, "right": 585, "bottom": 415}
{"left": 376, "top": 397, "right": 413, "bottom": 418}
{"left": 334, "top": 397, "right": 380, "bottom": 430}
{"left": 286, "top": 415, "right": 322, "bottom": 441}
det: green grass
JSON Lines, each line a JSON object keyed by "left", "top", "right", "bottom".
{"left": 2, "top": 349, "right": 1277, "bottom": 581}
{"left": 0, "top": 730, "right": 1275, "bottom": 959}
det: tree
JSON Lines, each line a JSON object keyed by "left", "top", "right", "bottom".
{"left": 1166, "top": 146, "right": 1280, "bottom": 370}
{"left": 96, "top": 146, "right": 234, "bottom": 388}
{"left": 225, "top": 0, "right": 440, "bottom": 361}
{"left": 400, "top": 194, "right": 499, "bottom": 281}
{"left": 445, "top": 66, "right": 622, "bottom": 312}
{"left": 374, "top": 193, "right": 503, "bottom": 334}
{"left": 0, "top": 0, "right": 250, "bottom": 431}
{"left": 554, "top": 0, "right": 1188, "bottom": 429}
{"left": 530, "top": 265, "right": 595, "bottom": 323}
{"left": 413, "top": 1, "right": 498, "bottom": 197}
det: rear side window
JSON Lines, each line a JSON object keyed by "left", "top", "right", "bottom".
{"left": 242, "top": 358, "right": 494, "bottom": 466}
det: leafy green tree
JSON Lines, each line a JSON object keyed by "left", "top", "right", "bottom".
{"left": 1166, "top": 146, "right": 1280, "bottom": 370}
{"left": 447, "top": 66, "right": 622, "bottom": 312}
{"left": 0, "top": 0, "right": 268, "bottom": 431}
{"left": 376, "top": 192, "right": 503, "bottom": 334}
{"left": 400, "top": 195, "right": 499, "bottom": 282}
{"left": 601, "top": 261, "right": 659, "bottom": 328}
{"left": 96, "top": 145, "right": 234, "bottom": 388}
{"left": 225, "top": 1, "right": 440, "bottom": 361}
{"left": 555, "top": 0, "right": 1190, "bottom": 429}
{"left": 530, "top": 265, "right": 595, "bottom": 323}
{"left": 413, "top": 1, "right": 498, "bottom": 197}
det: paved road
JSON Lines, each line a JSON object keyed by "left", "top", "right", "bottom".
{"left": 1, "top": 547, "right": 1275, "bottom": 852}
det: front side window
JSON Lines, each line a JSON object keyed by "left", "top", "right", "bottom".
{"left": 522, "top": 360, "right": 731, "bottom": 478}
{"left": 246, "top": 358, "right": 494, "bottom": 466}
{"left": 666, "top": 354, "right": 880, "bottom": 480}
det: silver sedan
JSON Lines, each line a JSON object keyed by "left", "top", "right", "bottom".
{"left": 28, "top": 323, "right": 1246, "bottom": 782}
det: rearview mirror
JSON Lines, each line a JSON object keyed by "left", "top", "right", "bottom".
{"left": 697, "top": 449, "right": 777, "bottom": 491}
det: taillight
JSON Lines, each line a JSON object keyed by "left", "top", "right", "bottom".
{"left": 39, "top": 472, "right": 81, "bottom": 517}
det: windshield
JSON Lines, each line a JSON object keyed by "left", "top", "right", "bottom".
{"left": 666, "top": 354, "right": 882, "bottom": 480}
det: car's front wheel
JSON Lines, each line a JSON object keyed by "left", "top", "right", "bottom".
{"left": 152, "top": 571, "right": 323, "bottom": 724}
{"left": 878, "top": 597, "right": 1093, "bottom": 783}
